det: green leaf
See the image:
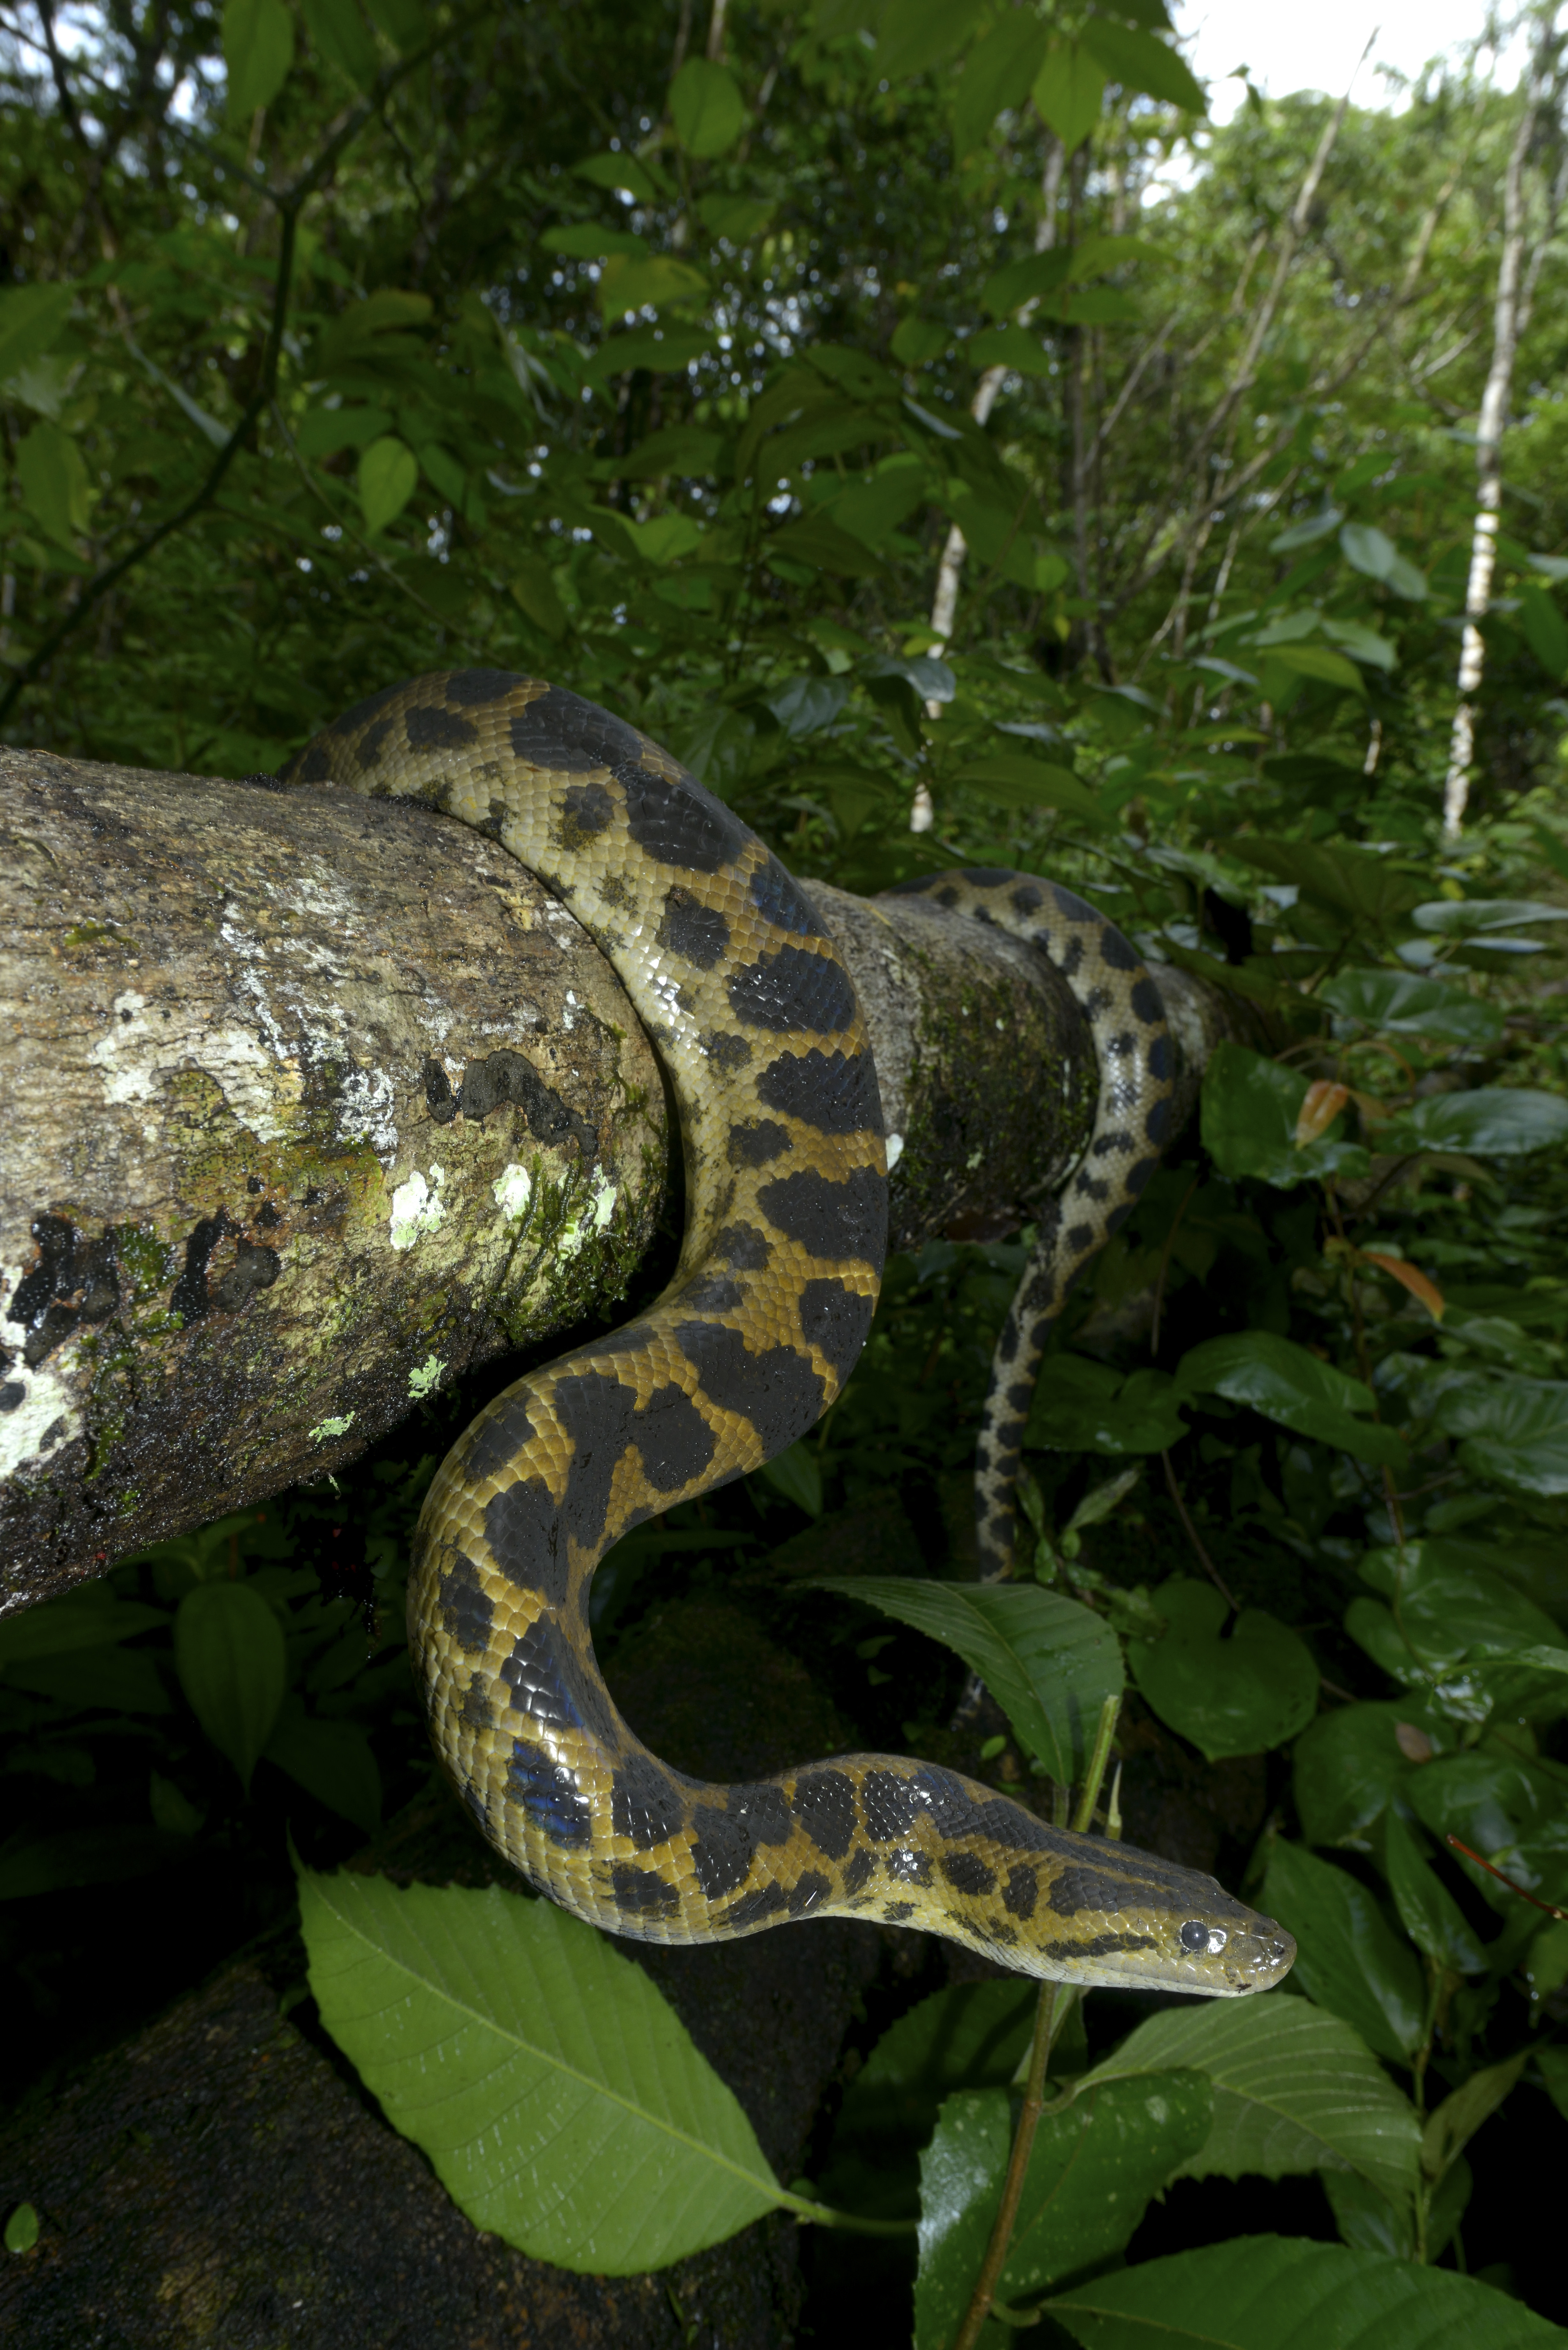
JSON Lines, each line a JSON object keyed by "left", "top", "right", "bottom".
{"left": 958, "top": 754, "right": 1104, "bottom": 822}
{"left": 223, "top": 0, "right": 295, "bottom": 122}
{"left": 1411, "top": 895, "right": 1568, "bottom": 935}
{"left": 697, "top": 193, "right": 776, "bottom": 240}
{"left": 757, "top": 1439, "right": 823, "bottom": 1516}
{"left": 296, "top": 404, "right": 393, "bottom": 457}
{"left": 575, "top": 151, "right": 659, "bottom": 202}
{"left": 0, "top": 1825, "right": 191, "bottom": 1898}
{"left": 1199, "top": 1042, "right": 1371, "bottom": 1190}
{"left": 1043, "top": 2235, "right": 1562, "bottom": 2348}
{"left": 953, "top": 10, "right": 1051, "bottom": 155}
{"left": 511, "top": 562, "right": 570, "bottom": 641}
{"left": 1383, "top": 1090, "right": 1568, "bottom": 1158}
{"left": 1340, "top": 521, "right": 1428, "bottom": 600}
{"left": 876, "top": 0, "right": 981, "bottom": 82}
{"left": 838, "top": 1979, "right": 1037, "bottom": 2165}
{"left": 669, "top": 58, "right": 746, "bottom": 157}
{"left": 0, "top": 1589, "right": 167, "bottom": 1668}
{"left": 1030, "top": 41, "right": 1106, "bottom": 154}
{"left": 0, "top": 283, "right": 74, "bottom": 383}
{"left": 1174, "top": 1331, "right": 1402, "bottom": 1468}
{"left": 591, "top": 323, "right": 714, "bottom": 375}
{"left": 357, "top": 435, "right": 419, "bottom": 534}
{"left": 1127, "top": 1580, "right": 1319, "bottom": 1762}
{"left": 599, "top": 254, "right": 711, "bottom": 317}
{"left": 967, "top": 322, "right": 1053, "bottom": 375}
{"left": 1272, "top": 507, "right": 1343, "bottom": 551}
{"left": 266, "top": 1713, "right": 381, "bottom": 1832}
{"left": 1079, "top": 19, "right": 1206, "bottom": 110}
{"left": 1026, "top": 1358, "right": 1189, "bottom": 1454}
{"left": 1001, "top": 2071, "right": 1213, "bottom": 2297}
{"left": 1260, "top": 1840, "right": 1426, "bottom": 2063}
{"left": 174, "top": 1580, "right": 287, "bottom": 1791}
{"left": 1382, "top": 1809, "right": 1487, "bottom": 1973}
{"left": 1230, "top": 838, "right": 1428, "bottom": 929}
{"left": 1426, "top": 1383, "right": 1568, "bottom": 1499}
{"left": 1264, "top": 641, "right": 1368, "bottom": 694}
{"left": 1518, "top": 582, "right": 1568, "bottom": 678}
{"left": 1422, "top": 2053, "right": 1528, "bottom": 2185}
{"left": 1323, "top": 2164, "right": 1417, "bottom": 2259}
{"left": 1293, "top": 1702, "right": 1416, "bottom": 1852}
{"left": 361, "top": 0, "right": 426, "bottom": 52}
{"left": 300, "top": 1867, "right": 787, "bottom": 2269}
{"left": 16, "top": 421, "right": 90, "bottom": 548}
{"left": 540, "top": 223, "right": 649, "bottom": 260}
{"left": 4, "top": 2202, "right": 38, "bottom": 2254}
{"left": 3, "top": 1644, "right": 173, "bottom": 1715}
{"left": 767, "top": 512, "right": 892, "bottom": 578}
{"left": 915, "top": 2088, "right": 1011, "bottom": 2350}
{"left": 1318, "top": 969, "right": 1504, "bottom": 1048}
{"left": 892, "top": 316, "right": 951, "bottom": 365}
{"left": 816, "top": 1577, "right": 1123, "bottom": 1780}
{"left": 1078, "top": 1992, "right": 1420, "bottom": 2202}
{"left": 299, "top": 0, "right": 379, "bottom": 88}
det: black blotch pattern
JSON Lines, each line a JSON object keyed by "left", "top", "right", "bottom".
{"left": 407, "top": 705, "right": 478, "bottom": 751}
{"left": 621, "top": 762, "right": 748, "bottom": 874}
{"left": 1130, "top": 976, "right": 1164, "bottom": 1025}
{"left": 463, "top": 1394, "right": 536, "bottom": 1487}
{"left": 1066, "top": 1221, "right": 1095, "bottom": 1252}
{"left": 690, "top": 1805, "right": 757, "bottom": 1901}
{"left": 1145, "top": 1098, "right": 1172, "bottom": 1148}
{"left": 658, "top": 885, "right": 732, "bottom": 969}
{"left": 483, "top": 1477, "right": 565, "bottom": 1605}
{"left": 941, "top": 1851, "right": 997, "bottom": 1898}
{"left": 1147, "top": 1033, "right": 1173, "bottom": 1082}
{"left": 883, "top": 1900, "right": 916, "bottom": 1922}
{"left": 1049, "top": 883, "right": 1097, "bottom": 924}
{"left": 457, "top": 1672, "right": 492, "bottom": 1732}
{"left": 750, "top": 854, "right": 822, "bottom": 935}
{"left": 1126, "top": 1154, "right": 1159, "bottom": 1195}
{"left": 730, "top": 1782, "right": 793, "bottom": 1841}
{"left": 674, "top": 1320, "right": 823, "bottom": 1453}
{"left": 436, "top": 1553, "right": 493, "bottom": 1653}
{"left": 510, "top": 684, "right": 643, "bottom": 774}
{"left": 336, "top": 684, "right": 404, "bottom": 732}
{"left": 507, "top": 1736, "right": 592, "bottom": 1847}
{"left": 678, "top": 1273, "right": 744, "bottom": 1314}
{"left": 1043, "top": 1932, "right": 1157, "bottom": 1962}
{"left": 1011, "top": 884, "right": 1044, "bottom": 915}
{"left": 550, "top": 1371, "right": 718, "bottom": 1556}
{"left": 713, "top": 1223, "right": 771, "bottom": 1270}
{"left": 862, "top": 1766, "right": 1060, "bottom": 1856}
{"left": 612, "top": 1864, "right": 680, "bottom": 1914}
{"left": 788, "top": 1872, "right": 831, "bottom": 1916}
{"left": 727, "top": 1120, "right": 793, "bottom": 1168}
{"left": 724, "top": 1883, "right": 789, "bottom": 1930}
{"left": 501, "top": 1614, "right": 617, "bottom": 1742}
{"left": 701, "top": 1030, "right": 753, "bottom": 1073}
{"left": 446, "top": 667, "right": 524, "bottom": 706}
{"left": 291, "top": 744, "right": 333, "bottom": 785}
{"left": 727, "top": 945, "right": 855, "bottom": 1035}
{"left": 756, "top": 1167, "right": 887, "bottom": 1268}
{"left": 962, "top": 867, "right": 1015, "bottom": 887}
{"left": 632, "top": 1383, "right": 718, "bottom": 1492}
{"left": 356, "top": 716, "right": 394, "bottom": 769}
{"left": 792, "top": 1770, "right": 856, "bottom": 1861}
{"left": 755, "top": 1048, "right": 882, "bottom": 1136}
{"left": 881, "top": 876, "right": 936, "bottom": 897}
{"left": 842, "top": 1848, "right": 878, "bottom": 1896}
{"left": 612, "top": 1755, "right": 689, "bottom": 1850}
{"left": 1097, "top": 929, "right": 1141, "bottom": 973}
{"left": 936, "top": 886, "right": 959, "bottom": 908}
{"left": 559, "top": 782, "right": 615, "bottom": 847}
{"left": 1048, "top": 1865, "right": 1136, "bottom": 1918}
{"left": 1002, "top": 1865, "right": 1038, "bottom": 1921}
{"left": 797, "top": 1278, "right": 875, "bottom": 1377}
{"left": 887, "top": 1849, "right": 934, "bottom": 1888}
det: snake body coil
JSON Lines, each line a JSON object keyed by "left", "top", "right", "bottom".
{"left": 284, "top": 670, "right": 1294, "bottom": 1998}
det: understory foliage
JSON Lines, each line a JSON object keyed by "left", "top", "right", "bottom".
{"left": 4, "top": 0, "right": 1568, "bottom": 2339}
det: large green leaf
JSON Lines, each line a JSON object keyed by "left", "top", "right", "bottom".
{"left": 1292, "top": 1701, "right": 1417, "bottom": 1852}
{"left": 1384, "top": 1090, "right": 1568, "bottom": 1158}
{"left": 1174, "top": 1328, "right": 1403, "bottom": 1467}
{"left": 265, "top": 1711, "right": 382, "bottom": 1833}
{"left": 1075, "top": 1992, "right": 1420, "bottom": 2203}
{"left": 1027, "top": 1358, "right": 1188, "bottom": 1453}
{"left": 1428, "top": 1378, "right": 1568, "bottom": 1498}
{"left": 875, "top": 0, "right": 981, "bottom": 81}
{"left": 223, "top": 0, "right": 295, "bottom": 122}
{"left": 669, "top": 58, "right": 745, "bottom": 156}
{"left": 174, "top": 1581, "right": 286, "bottom": 1790}
{"left": 1318, "top": 969, "right": 1504, "bottom": 1048}
{"left": 1030, "top": 40, "right": 1105, "bottom": 155}
{"left": 1410, "top": 896, "right": 1568, "bottom": 936}
{"left": 16, "top": 421, "right": 90, "bottom": 547}
{"left": 1044, "top": 2235, "right": 1561, "bottom": 2348}
{"left": 914, "top": 2088, "right": 1011, "bottom": 2350}
{"left": 1229, "top": 838, "right": 1428, "bottom": 929}
{"left": 959, "top": 754, "right": 1105, "bottom": 822}
{"left": 1382, "top": 1809, "right": 1487, "bottom": 1974}
{"left": 1200, "top": 1042, "right": 1370, "bottom": 1189}
{"left": 1127, "top": 1580, "right": 1319, "bottom": 1762}
{"left": 299, "top": 0, "right": 379, "bottom": 88}
{"left": 952, "top": 10, "right": 1051, "bottom": 154}
{"left": 358, "top": 435, "right": 419, "bottom": 535}
{"left": 300, "top": 1867, "right": 789, "bottom": 2271}
{"left": 0, "top": 283, "right": 75, "bottom": 383}
{"left": 1078, "top": 17, "right": 1205, "bottom": 110}
{"left": 0, "top": 1586, "right": 167, "bottom": 1668}
{"left": 1260, "top": 1841, "right": 1425, "bottom": 2064}
{"left": 1000, "top": 2071, "right": 1213, "bottom": 2296}
{"left": 816, "top": 1576, "right": 1122, "bottom": 1779}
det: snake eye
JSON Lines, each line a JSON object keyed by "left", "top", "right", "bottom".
{"left": 1179, "top": 1919, "right": 1209, "bottom": 1953}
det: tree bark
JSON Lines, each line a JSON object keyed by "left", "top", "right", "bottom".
{"left": 0, "top": 747, "right": 1262, "bottom": 1607}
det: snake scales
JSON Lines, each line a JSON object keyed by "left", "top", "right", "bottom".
{"left": 284, "top": 670, "right": 1294, "bottom": 1997}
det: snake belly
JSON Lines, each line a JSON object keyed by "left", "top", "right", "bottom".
{"left": 283, "top": 670, "right": 1294, "bottom": 1997}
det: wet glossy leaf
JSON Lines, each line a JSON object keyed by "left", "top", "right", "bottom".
{"left": 1043, "top": 2235, "right": 1561, "bottom": 2347}
{"left": 1410, "top": 897, "right": 1568, "bottom": 935}
{"left": 1200, "top": 1042, "right": 1370, "bottom": 1187}
{"left": 1079, "top": 1991, "right": 1420, "bottom": 2202}
{"left": 357, "top": 435, "right": 419, "bottom": 535}
{"left": 1293, "top": 1701, "right": 1417, "bottom": 1851}
{"left": 1174, "top": 1329, "right": 1402, "bottom": 1466}
{"left": 1127, "top": 1579, "right": 1319, "bottom": 1761}
{"left": 1422, "top": 2053, "right": 1528, "bottom": 2186}
{"left": 1028, "top": 1358, "right": 1189, "bottom": 1453}
{"left": 1383, "top": 1089, "right": 1568, "bottom": 1158}
{"left": 1383, "top": 1809, "right": 1487, "bottom": 1973}
{"left": 1000, "top": 2071, "right": 1213, "bottom": 2297}
{"left": 1261, "top": 1840, "right": 1425, "bottom": 2063}
{"left": 174, "top": 1580, "right": 287, "bottom": 1790}
{"left": 914, "top": 2087, "right": 1010, "bottom": 2350}
{"left": 669, "top": 58, "right": 745, "bottom": 157}
{"left": 1230, "top": 838, "right": 1428, "bottom": 929}
{"left": 301, "top": 1867, "right": 788, "bottom": 2270}
{"left": 817, "top": 1578, "right": 1122, "bottom": 1780}
{"left": 223, "top": 0, "right": 294, "bottom": 122}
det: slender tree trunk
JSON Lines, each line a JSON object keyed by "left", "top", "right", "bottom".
{"left": 1444, "top": 16, "right": 1563, "bottom": 839}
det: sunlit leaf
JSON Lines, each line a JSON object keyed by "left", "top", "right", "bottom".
{"left": 1360, "top": 1252, "right": 1444, "bottom": 1321}
{"left": 1295, "top": 1080, "right": 1349, "bottom": 1146}
{"left": 817, "top": 1578, "right": 1122, "bottom": 1780}
{"left": 300, "top": 1867, "right": 788, "bottom": 2270}
{"left": 1200, "top": 1041, "right": 1370, "bottom": 1188}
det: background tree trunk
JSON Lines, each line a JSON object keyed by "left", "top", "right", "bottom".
{"left": 0, "top": 747, "right": 1259, "bottom": 1608}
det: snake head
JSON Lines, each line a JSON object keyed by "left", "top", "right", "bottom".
{"left": 1020, "top": 1835, "right": 1297, "bottom": 1996}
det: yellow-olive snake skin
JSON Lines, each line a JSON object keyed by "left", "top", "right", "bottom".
{"left": 282, "top": 671, "right": 1294, "bottom": 1997}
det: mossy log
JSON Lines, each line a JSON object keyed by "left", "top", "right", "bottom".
{"left": 0, "top": 746, "right": 1262, "bottom": 1605}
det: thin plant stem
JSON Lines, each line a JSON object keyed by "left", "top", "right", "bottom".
{"left": 1159, "top": 1451, "right": 1238, "bottom": 1611}
{"left": 949, "top": 1694, "right": 1121, "bottom": 2350}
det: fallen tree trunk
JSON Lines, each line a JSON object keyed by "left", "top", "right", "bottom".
{"left": 0, "top": 745, "right": 1260, "bottom": 1605}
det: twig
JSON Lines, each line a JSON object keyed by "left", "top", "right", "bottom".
{"left": 950, "top": 1694, "right": 1123, "bottom": 2350}
{"left": 1159, "top": 1451, "right": 1239, "bottom": 1610}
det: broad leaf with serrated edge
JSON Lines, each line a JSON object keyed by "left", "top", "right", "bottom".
{"left": 300, "top": 1868, "right": 789, "bottom": 2271}
{"left": 1043, "top": 2235, "right": 1560, "bottom": 2348}
{"left": 1074, "top": 1992, "right": 1419, "bottom": 2203}
{"left": 814, "top": 1577, "right": 1122, "bottom": 1779}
